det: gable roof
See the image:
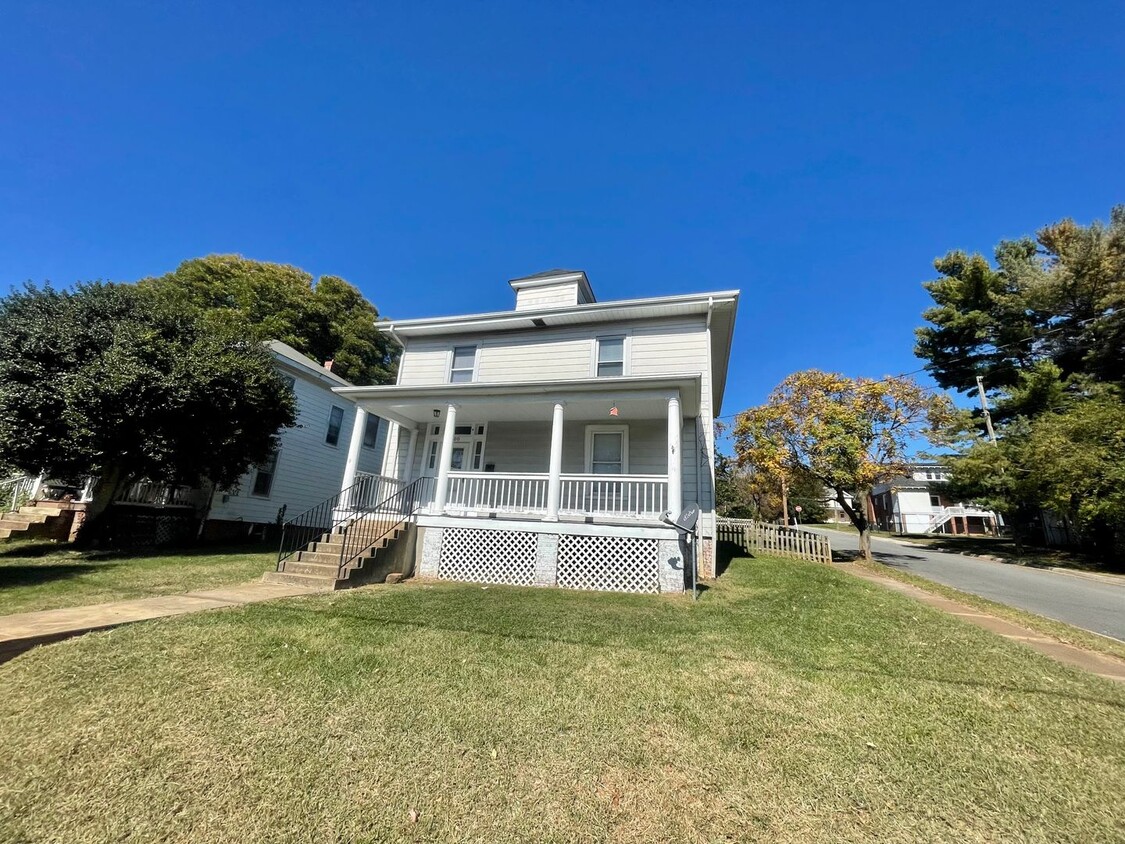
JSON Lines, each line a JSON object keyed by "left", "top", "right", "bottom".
{"left": 266, "top": 340, "right": 354, "bottom": 388}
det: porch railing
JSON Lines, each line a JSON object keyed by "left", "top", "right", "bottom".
{"left": 1, "top": 474, "right": 43, "bottom": 512}
{"left": 117, "top": 480, "right": 195, "bottom": 507}
{"left": 349, "top": 472, "right": 406, "bottom": 510}
{"left": 442, "top": 471, "right": 668, "bottom": 520}
{"left": 559, "top": 474, "right": 668, "bottom": 519}
{"left": 446, "top": 472, "right": 549, "bottom": 514}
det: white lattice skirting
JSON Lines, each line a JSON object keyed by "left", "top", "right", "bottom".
{"left": 438, "top": 527, "right": 538, "bottom": 586}
{"left": 557, "top": 534, "right": 660, "bottom": 594}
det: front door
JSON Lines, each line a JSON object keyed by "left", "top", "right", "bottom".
{"left": 422, "top": 423, "right": 488, "bottom": 476}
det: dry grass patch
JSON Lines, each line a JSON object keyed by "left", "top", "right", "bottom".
{"left": 1, "top": 557, "right": 1123, "bottom": 842}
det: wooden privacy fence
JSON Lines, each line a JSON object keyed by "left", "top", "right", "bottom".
{"left": 716, "top": 518, "right": 832, "bottom": 565}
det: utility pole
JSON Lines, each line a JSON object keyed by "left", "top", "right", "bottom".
{"left": 975, "top": 375, "right": 997, "bottom": 445}
{"left": 781, "top": 475, "right": 789, "bottom": 527}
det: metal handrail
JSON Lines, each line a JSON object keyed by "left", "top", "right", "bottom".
{"left": 275, "top": 477, "right": 429, "bottom": 576}
{"left": 277, "top": 473, "right": 405, "bottom": 569}
{"left": 333, "top": 476, "right": 435, "bottom": 579}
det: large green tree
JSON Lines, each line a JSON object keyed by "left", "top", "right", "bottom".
{"left": 139, "top": 254, "right": 399, "bottom": 385}
{"left": 916, "top": 205, "right": 1125, "bottom": 403}
{"left": 916, "top": 207, "right": 1125, "bottom": 561}
{"left": 0, "top": 283, "right": 296, "bottom": 527}
{"left": 733, "top": 370, "right": 955, "bottom": 559}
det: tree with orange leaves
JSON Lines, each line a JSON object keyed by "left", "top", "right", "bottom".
{"left": 733, "top": 370, "right": 957, "bottom": 560}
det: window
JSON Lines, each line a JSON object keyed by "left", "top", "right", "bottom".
{"left": 450, "top": 346, "right": 477, "bottom": 383}
{"left": 362, "top": 415, "right": 380, "bottom": 449}
{"left": 585, "top": 425, "right": 629, "bottom": 474}
{"left": 325, "top": 406, "right": 345, "bottom": 446}
{"left": 251, "top": 452, "right": 278, "bottom": 498}
{"left": 929, "top": 494, "right": 942, "bottom": 507}
{"left": 595, "top": 336, "right": 625, "bottom": 377}
{"left": 279, "top": 374, "right": 296, "bottom": 392}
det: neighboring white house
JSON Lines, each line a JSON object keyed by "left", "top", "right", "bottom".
{"left": 278, "top": 269, "right": 740, "bottom": 594}
{"left": 202, "top": 341, "right": 389, "bottom": 540}
{"left": 870, "top": 463, "right": 999, "bottom": 535}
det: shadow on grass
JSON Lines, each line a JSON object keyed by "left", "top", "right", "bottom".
{"left": 0, "top": 541, "right": 275, "bottom": 562}
{"left": 0, "top": 562, "right": 119, "bottom": 589}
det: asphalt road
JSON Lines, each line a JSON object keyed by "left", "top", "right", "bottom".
{"left": 806, "top": 527, "right": 1125, "bottom": 642}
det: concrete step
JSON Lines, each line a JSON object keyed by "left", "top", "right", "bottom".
{"left": 296, "top": 550, "right": 349, "bottom": 566}
{"left": 310, "top": 535, "right": 395, "bottom": 555}
{"left": 260, "top": 571, "right": 342, "bottom": 590}
{"left": 19, "top": 505, "right": 66, "bottom": 516}
{"left": 283, "top": 559, "right": 341, "bottom": 577}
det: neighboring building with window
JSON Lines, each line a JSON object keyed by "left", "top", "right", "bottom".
{"left": 870, "top": 462, "right": 999, "bottom": 535}
{"left": 203, "top": 341, "right": 389, "bottom": 540}
{"left": 277, "top": 268, "right": 739, "bottom": 593}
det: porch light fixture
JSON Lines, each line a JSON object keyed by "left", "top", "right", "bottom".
{"left": 433, "top": 409, "right": 441, "bottom": 418}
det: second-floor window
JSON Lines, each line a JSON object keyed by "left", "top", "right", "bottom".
{"left": 595, "top": 336, "right": 625, "bottom": 377}
{"left": 450, "top": 345, "right": 477, "bottom": 383}
{"left": 325, "top": 406, "right": 345, "bottom": 446}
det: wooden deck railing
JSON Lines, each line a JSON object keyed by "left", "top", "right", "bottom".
{"left": 716, "top": 517, "right": 832, "bottom": 564}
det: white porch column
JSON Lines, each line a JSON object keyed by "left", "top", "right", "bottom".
{"left": 432, "top": 404, "right": 458, "bottom": 513}
{"left": 667, "top": 394, "right": 683, "bottom": 517}
{"left": 544, "top": 401, "right": 565, "bottom": 521}
{"left": 402, "top": 426, "right": 420, "bottom": 482}
{"left": 341, "top": 406, "right": 368, "bottom": 508}
{"left": 381, "top": 421, "right": 401, "bottom": 479}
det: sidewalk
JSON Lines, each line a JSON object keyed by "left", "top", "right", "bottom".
{"left": 0, "top": 580, "right": 324, "bottom": 664}
{"left": 843, "top": 564, "right": 1125, "bottom": 683}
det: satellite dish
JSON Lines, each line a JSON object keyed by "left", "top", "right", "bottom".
{"left": 663, "top": 503, "right": 700, "bottom": 539}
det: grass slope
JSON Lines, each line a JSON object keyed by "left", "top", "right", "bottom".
{"left": 0, "top": 541, "right": 275, "bottom": 615}
{"left": 1, "top": 557, "right": 1123, "bottom": 843}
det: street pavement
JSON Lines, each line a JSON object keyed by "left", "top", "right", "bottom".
{"left": 806, "top": 527, "right": 1125, "bottom": 642}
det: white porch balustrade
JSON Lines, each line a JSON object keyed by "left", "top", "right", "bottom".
{"left": 442, "top": 471, "right": 668, "bottom": 520}
{"left": 446, "top": 472, "right": 550, "bottom": 515}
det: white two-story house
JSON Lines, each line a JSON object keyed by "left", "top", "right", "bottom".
{"left": 270, "top": 270, "right": 738, "bottom": 594}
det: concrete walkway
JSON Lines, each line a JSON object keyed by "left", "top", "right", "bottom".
{"left": 844, "top": 563, "right": 1125, "bottom": 684}
{"left": 0, "top": 580, "right": 324, "bottom": 664}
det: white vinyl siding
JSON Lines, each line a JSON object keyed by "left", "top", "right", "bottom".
{"left": 398, "top": 317, "right": 708, "bottom": 388}
{"left": 208, "top": 375, "right": 387, "bottom": 525}
{"left": 514, "top": 282, "right": 580, "bottom": 311}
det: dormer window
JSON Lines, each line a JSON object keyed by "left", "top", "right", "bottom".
{"left": 595, "top": 336, "right": 625, "bottom": 377}
{"left": 450, "top": 345, "right": 477, "bottom": 383}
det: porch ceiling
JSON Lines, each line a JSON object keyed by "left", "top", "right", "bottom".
{"left": 334, "top": 375, "right": 701, "bottom": 427}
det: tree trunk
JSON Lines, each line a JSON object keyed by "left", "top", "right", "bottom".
{"left": 834, "top": 486, "right": 874, "bottom": 561}
{"left": 74, "top": 468, "right": 125, "bottom": 546}
{"left": 858, "top": 525, "right": 872, "bottom": 561}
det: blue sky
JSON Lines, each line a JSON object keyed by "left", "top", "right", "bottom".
{"left": 2, "top": 1, "right": 1122, "bottom": 428}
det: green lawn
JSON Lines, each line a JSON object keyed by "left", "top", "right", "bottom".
{"left": 0, "top": 540, "right": 276, "bottom": 615}
{"left": 1, "top": 557, "right": 1123, "bottom": 843}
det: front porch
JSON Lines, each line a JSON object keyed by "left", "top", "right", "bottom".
{"left": 335, "top": 376, "right": 704, "bottom": 527}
